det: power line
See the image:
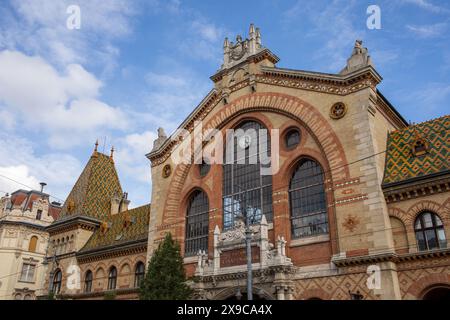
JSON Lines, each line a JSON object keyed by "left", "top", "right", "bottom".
{"left": 0, "top": 173, "right": 65, "bottom": 203}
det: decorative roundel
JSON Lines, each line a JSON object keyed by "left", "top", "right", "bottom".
{"left": 162, "top": 164, "right": 172, "bottom": 178}
{"left": 330, "top": 102, "right": 347, "bottom": 119}
{"left": 238, "top": 134, "right": 252, "bottom": 149}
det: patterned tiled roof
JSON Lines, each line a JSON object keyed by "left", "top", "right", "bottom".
{"left": 383, "top": 115, "right": 450, "bottom": 185}
{"left": 57, "top": 152, "right": 123, "bottom": 220}
{"left": 79, "top": 204, "right": 150, "bottom": 252}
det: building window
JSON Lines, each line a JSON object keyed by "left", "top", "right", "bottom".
{"left": 289, "top": 159, "right": 328, "bottom": 238}
{"left": 36, "top": 209, "right": 42, "bottom": 220}
{"left": 107, "top": 266, "right": 117, "bottom": 290}
{"left": 52, "top": 269, "right": 62, "bottom": 294}
{"left": 28, "top": 236, "right": 38, "bottom": 252}
{"left": 415, "top": 212, "right": 446, "bottom": 251}
{"left": 199, "top": 161, "right": 210, "bottom": 177}
{"left": 134, "top": 262, "right": 145, "bottom": 288}
{"left": 412, "top": 138, "right": 428, "bottom": 156}
{"left": 84, "top": 270, "right": 93, "bottom": 293}
{"left": 185, "top": 190, "right": 209, "bottom": 256}
{"left": 223, "top": 121, "right": 273, "bottom": 229}
{"left": 20, "top": 263, "right": 36, "bottom": 283}
{"left": 285, "top": 128, "right": 301, "bottom": 149}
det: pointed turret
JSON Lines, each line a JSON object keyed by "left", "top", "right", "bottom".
{"left": 57, "top": 150, "right": 124, "bottom": 221}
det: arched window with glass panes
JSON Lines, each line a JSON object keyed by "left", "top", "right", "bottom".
{"left": 84, "top": 270, "right": 93, "bottom": 293}
{"left": 52, "top": 269, "right": 62, "bottom": 294}
{"left": 185, "top": 190, "right": 209, "bottom": 256}
{"left": 289, "top": 158, "right": 328, "bottom": 238}
{"left": 414, "top": 212, "right": 446, "bottom": 251}
{"left": 134, "top": 262, "right": 145, "bottom": 288}
{"left": 107, "top": 266, "right": 117, "bottom": 290}
{"left": 222, "top": 121, "right": 272, "bottom": 230}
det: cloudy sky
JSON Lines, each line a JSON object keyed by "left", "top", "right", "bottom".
{"left": 0, "top": 0, "right": 449, "bottom": 207}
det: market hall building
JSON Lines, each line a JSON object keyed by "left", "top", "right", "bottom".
{"left": 146, "top": 25, "right": 450, "bottom": 300}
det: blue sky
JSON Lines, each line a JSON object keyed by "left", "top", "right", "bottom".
{"left": 0, "top": 0, "right": 449, "bottom": 207}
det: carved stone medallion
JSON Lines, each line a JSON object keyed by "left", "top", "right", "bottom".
{"left": 162, "top": 164, "right": 172, "bottom": 178}
{"left": 330, "top": 102, "right": 347, "bottom": 119}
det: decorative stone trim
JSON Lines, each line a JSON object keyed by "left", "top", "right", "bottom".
{"left": 289, "top": 234, "right": 330, "bottom": 247}
{"left": 76, "top": 241, "right": 147, "bottom": 264}
{"left": 332, "top": 194, "right": 368, "bottom": 207}
{"left": 332, "top": 248, "right": 450, "bottom": 267}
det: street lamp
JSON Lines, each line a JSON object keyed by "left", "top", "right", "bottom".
{"left": 234, "top": 184, "right": 254, "bottom": 301}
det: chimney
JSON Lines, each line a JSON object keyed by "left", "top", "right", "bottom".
{"left": 39, "top": 182, "right": 47, "bottom": 193}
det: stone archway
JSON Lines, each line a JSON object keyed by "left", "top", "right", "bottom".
{"left": 213, "top": 286, "right": 276, "bottom": 300}
{"left": 162, "top": 92, "right": 349, "bottom": 223}
{"left": 422, "top": 285, "right": 450, "bottom": 300}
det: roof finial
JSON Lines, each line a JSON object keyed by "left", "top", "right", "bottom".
{"left": 94, "top": 139, "right": 99, "bottom": 152}
{"left": 110, "top": 146, "right": 115, "bottom": 159}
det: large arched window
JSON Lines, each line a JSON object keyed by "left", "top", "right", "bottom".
{"left": 289, "top": 159, "right": 328, "bottom": 238}
{"left": 84, "top": 270, "right": 93, "bottom": 293}
{"left": 415, "top": 212, "right": 446, "bottom": 251}
{"left": 223, "top": 121, "right": 272, "bottom": 229}
{"left": 134, "top": 262, "right": 145, "bottom": 288}
{"left": 185, "top": 190, "right": 209, "bottom": 256}
{"left": 107, "top": 266, "right": 117, "bottom": 290}
{"left": 52, "top": 269, "right": 62, "bottom": 294}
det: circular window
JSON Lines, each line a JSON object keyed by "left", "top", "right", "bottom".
{"left": 199, "top": 161, "right": 210, "bottom": 177}
{"left": 285, "top": 129, "right": 301, "bottom": 149}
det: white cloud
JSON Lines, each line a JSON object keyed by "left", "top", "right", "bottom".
{"left": 191, "top": 20, "right": 223, "bottom": 42}
{"left": 406, "top": 23, "right": 447, "bottom": 38}
{"left": 1, "top": 0, "right": 139, "bottom": 72}
{"left": 0, "top": 165, "right": 40, "bottom": 194}
{"left": 401, "top": 0, "right": 450, "bottom": 14}
{"left": 114, "top": 131, "right": 156, "bottom": 207}
{"left": 143, "top": 66, "right": 211, "bottom": 132}
{"left": 0, "top": 133, "right": 82, "bottom": 201}
{"left": 0, "top": 50, "right": 127, "bottom": 148}
{"left": 283, "top": 0, "right": 364, "bottom": 72}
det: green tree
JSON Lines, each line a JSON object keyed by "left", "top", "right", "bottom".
{"left": 139, "top": 233, "right": 192, "bottom": 300}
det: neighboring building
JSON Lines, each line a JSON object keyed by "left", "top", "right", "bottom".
{"left": 146, "top": 25, "right": 450, "bottom": 300}
{"left": 40, "top": 145, "right": 150, "bottom": 300}
{"left": 0, "top": 188, "right": 61, "bottom": 300}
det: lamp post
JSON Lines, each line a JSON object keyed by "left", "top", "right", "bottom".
{"left": 234, "top": 184, "right": 254, "bottom": 301}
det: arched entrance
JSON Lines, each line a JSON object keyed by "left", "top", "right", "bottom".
{"left": 213, "top": 286, "right": 275, "bottom": 300}
{"left": 422, "top": 285, "right": 450, "bottom": 300}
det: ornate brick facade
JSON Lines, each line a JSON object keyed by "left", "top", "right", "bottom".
{"left": 146, "top": 25, "right": 450, "bottom": 300}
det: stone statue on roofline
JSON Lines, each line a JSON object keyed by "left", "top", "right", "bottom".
{"left": 340, "top": 40, "right": 374, "bottom": 75}
{"left": 151, "top": 127, "right": 168, "bottom": 152}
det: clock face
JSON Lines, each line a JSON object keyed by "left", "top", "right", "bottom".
{"left": 238, "top": 135, "right": 252, "bottom": 149}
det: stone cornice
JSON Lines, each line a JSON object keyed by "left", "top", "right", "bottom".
{"left": 194, "top": 265, "right": 295, "bottom": 283}
{"left": 382, "top": 171, "right": 450, "bottom": 204}
{"left": 47, "top": 215, "right": 101, "bottom": 235}
{"left": 76, "top": 239, "right": 147, "bottom": 264}
{"left": 376, "top": 90, "right": 408, "bottom": 129}
{"left": 257, "top": 65, "right": 381, "bottom": 96}
{"left": 261, "top": 64, "right": 382, "bottom": 86}
{"left": 55, "top": 288, "right": 138, "bottom": 300}
{"left": 0, "top": 219, "right": 48, "bottom": 231}
{"left": 332, "top": 248, "right": 450, "bottom": 267}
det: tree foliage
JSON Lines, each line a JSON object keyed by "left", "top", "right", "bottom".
{"left": 139, "top": 233, "right": 192, "bottom": 300}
